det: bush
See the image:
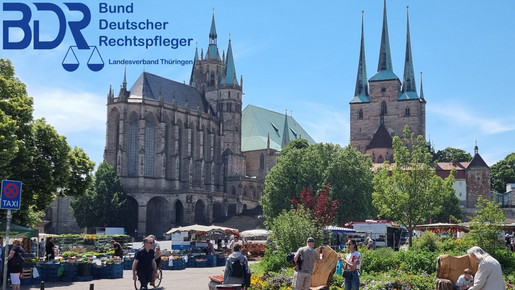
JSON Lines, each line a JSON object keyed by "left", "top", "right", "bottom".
{"left": 397, "top": 249, "right": 438, "bottom": 274}
{"left": 491, "top": 248, "right": 515, "bottom": 274}
{"left": 411, "top": 231, "right": 439, "bottom": 252}
{"left": 361, "top": 247, "right": 398, "bottom": 273}
{"left": 256, "top": 249, "right": 289, "bottom": 273}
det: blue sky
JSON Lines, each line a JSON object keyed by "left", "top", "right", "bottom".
{"left": 2, "top": 0, "right": 515, "bottom": 167}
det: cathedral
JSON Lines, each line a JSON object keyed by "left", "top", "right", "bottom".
{"left": 101, "top": 15, "right": 314, "bottom": 238}
{"left": 350, "top": 2, "right": 490, "bottom": 209}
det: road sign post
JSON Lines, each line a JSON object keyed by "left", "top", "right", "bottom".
{"left": 1, "top": 180, "right": 22, "bottom": 290}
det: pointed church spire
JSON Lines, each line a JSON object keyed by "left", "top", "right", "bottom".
{"left": 354, "top": 11, "right": 369, "bottom": 101}
{"left": 401, "top": 6, "right": 418, "bottom": 98}
{"left": 207, "top": 13, "right": 220, "bottom": 60}
{"left": 370, "top": 0, "right": 398, "bottom": 81}
{"left": 189, "top": 44, "right": 199, "bottom": 86}
{"left": 419, "top": 72, "right": 425, "bottom": 100}
{"left": 221, "top": 37, "right": 238, "bottom": 85}
{"left": 281, "top": 110, "right": 291, "bottom": 148}
{"left": 122, "top": 66, "right": 127, "bottom": 90}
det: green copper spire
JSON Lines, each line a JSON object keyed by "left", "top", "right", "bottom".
{"left": 221, "top": 38, "right": 238, "bottom": 85}
{"left": 370, "top": 0, "right": 398, "bottom": 81}
{"left": 419, "top": 72, "right": 425, "bottom": 101}
{"left": 189, "top": 45, "right": 199, "bottom": 86}
{"left": 207, "top": 13, "right": 220, "bottom": 60}
{"left": 351, "top": 11, "right": 369, "bottom": 103}
{"left": 400, "top": 6, "right": 418, "bottom": 99}
{"left": 281, "top": 110, "right": 290, "bottom": 148}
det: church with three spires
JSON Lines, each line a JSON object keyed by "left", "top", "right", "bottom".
{"left": 350, "top": 1, "right": 490, "bottom": 209}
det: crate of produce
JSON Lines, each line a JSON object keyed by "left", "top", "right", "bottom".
{"left": 195, "top": 258, "right": 207, "bottom": 268}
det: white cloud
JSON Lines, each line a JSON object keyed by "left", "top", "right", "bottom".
{"left": 31, "top": 88, "right": 106, "bottom": 134}
{"left": 429, "top": 102, "right": 515, "bottom": 134}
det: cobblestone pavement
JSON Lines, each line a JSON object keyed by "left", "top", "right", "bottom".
{"left": 18, "top": 265, "right": 227, "bottom": 290}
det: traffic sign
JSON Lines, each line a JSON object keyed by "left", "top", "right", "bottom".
{"left": 1, "top": 180, "right": 22, "bottom": 210}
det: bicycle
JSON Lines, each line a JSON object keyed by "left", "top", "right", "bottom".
{"left": 133, "top": 266, "right": 162, "bottom": 289}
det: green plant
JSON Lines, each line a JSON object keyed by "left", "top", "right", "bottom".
{"left": 258, "top": 249, "right": 289, "bottom": 273}
{"left": 360, "top": 247, "right": 398, "bottom": 273}
{"left": 397, "top": 249, "right": 438, "bottom": 274}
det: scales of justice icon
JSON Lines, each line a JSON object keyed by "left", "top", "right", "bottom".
{"left": 62, "top": 45, "right": 104, "bottom": 72}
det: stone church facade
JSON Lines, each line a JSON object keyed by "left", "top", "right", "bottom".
{"left": 102, "top": 15, "right": 263, "bottom": 238}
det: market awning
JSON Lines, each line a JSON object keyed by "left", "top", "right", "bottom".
{"left": 240, "top": 229, "right": 270, "bottom": 238}
{"left": 414, "top": 223, "right": 469, "bottom": 233}
{"left": 0, "top": 222, "right": 39, "bottom": 238}
{"left": 323, "top": 225, "right": 357, "bottom": 234}
{"left": 165, "top": 224, "right": 239, "bottom": 236}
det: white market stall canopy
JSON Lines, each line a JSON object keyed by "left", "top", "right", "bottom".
{"left": 239, "top": 229, "right": 270, "bottom": 238}
{"left": 165, "top": 224, "right": 239, "bottom": 236}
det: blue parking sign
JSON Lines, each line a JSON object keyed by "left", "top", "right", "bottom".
{"left": 1, "top": 180, "right": 22, "bottom": 210}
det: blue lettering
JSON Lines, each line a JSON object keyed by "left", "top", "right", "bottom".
{"left": 99, "top": 2, "right": 107, "bottom": 13}
{"left": 64, "top": 3, "right": 90, "bottom": 49}
{"left": 2, "top": 3, "right": 32, "bottom": 49}
{"left": 33, "top": 3, "right": 65, "bottom": 49}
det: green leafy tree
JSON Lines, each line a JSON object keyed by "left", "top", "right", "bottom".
{"left": 433, "top": 147, "right": 472, "bottom": 163}
{"left": 0, "top": 59, "right": 94, "bottom": 226}
{"left": 267, "top": 207, "right": 325, "bottom": 254}
{"left": 490, "top": 153, "right": 515, "bottom": 193}
{"left": 261, "top": 141, "right": 374, "bottom": 225}
{"left": 71, "top": 162, "right": 130, "bottom": 228}
{"left": 464, "top": 196, "right": 505, "bottom": 253}
{"left": 373, "top": 126, "right": 456, "bottom": 247}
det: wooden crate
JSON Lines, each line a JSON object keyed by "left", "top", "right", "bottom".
{"left": 22, "top": 268, "right": 32, "bottom": 279}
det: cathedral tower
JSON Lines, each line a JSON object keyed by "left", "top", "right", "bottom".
{"left": 349, "top": 2, "right": 426, "bottom": 162}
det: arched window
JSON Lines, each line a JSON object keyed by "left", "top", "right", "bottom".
{"left": 128, "top": 114, "right": 138, "bottom": 177}
{"left": 210, "top": 72, "right": 215, "bottom": 86}
{"left": 405, "top": 106, "right": 410, "bottom": 116}
{"left": 259, "top": 153, "right": 265, "bottom": 170}
{"left": 381, "top": 101, "right": 387, "bottom": 115}
{"left": 358, "top": 109, "right": 363, "bottom": 119}
{"left": 144, "top": 121, "right": 155, "bottom": 177}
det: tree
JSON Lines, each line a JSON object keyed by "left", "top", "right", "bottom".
{"left": 0, "top": 59, "right": 94, "bottom": 226}
{"left": 71, "top": 162, "right": 130, "bottom": 228}
{"left": 261, "top": 141, "right": 374, "bottom": 225}
{"left": 490, "top": 153, "right": 515, "bottom": 193}
{"left": 433, "top": 147, "right": 472, "bottom": 163}
{"left": 465, "top": 196, "right": 505, "bottom": 253}
{"left": 372, "top": 126, "right": 456, "bottom": 247}
{"left": 291, "top": 184, "right": 339, "bottom": 226}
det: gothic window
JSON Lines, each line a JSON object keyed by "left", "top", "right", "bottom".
{"left": 128, "top": 114, "right": 138, "bottom": 177}
{"left": 378, "top": 155, "right": 384, "bottom": 163}
{"left": 144, "top": 121, "right": 155, "bottom": 177}
{"left": 210, "top": 72, "right": 215, "bottom": 86}
{"left": 405, "top": 107, "right": 410, "bottom": 116}
{"left": 381, "top": 101, "right": 387, "bottom": 115}
{"left": 259, "top": 153, "right": 265, "bottom": 170}
{"left": 231, "top": 186, "right": 236, "bottom": 195}
{"left": 228, "top": 91, "right": 231, "bottom": 99}
{"left": 358, "top": 109, "right": 363, "bottom": 119}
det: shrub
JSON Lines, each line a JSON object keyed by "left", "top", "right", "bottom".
{"left": 257, "top": 249, "right": 289, "bottom": 273}
{"left": 411, "top": 231, "right": 439, "bottom": 252}
{"left": 397, "top": 249, "right": 439, "bottom": 274}
{"left": 361, "top": 247, "right": 398, "bottom": 273}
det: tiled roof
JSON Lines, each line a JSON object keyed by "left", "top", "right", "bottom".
{"left": 366, "top": 124, "right": 392, "bottom": 150}
{"left": 128, "top": 72, "right": 210, "bottom": 113}
{"left": 241, "top": 105, "right": 316, "bottom": 152}
{"left": 468, "top": 153, "right": 489, "bottom": 168}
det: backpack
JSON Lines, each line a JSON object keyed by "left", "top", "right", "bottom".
{"left": 230, "top": 258, "right": 244, "bottom": 278}
{"left": 11, "top": 252, "right": 24, "bottom": 267}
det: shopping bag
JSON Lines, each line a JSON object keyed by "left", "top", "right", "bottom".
{"left": 33, "top": 267, "right": 40, "bottom": 278}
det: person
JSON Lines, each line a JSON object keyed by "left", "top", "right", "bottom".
{"left": 505, "top": 234, "right": 511, "bottom": 250}
{"left": 45, "top": 236, "right": 56, "bottom": 261}
{"left": 511, "top": 235, "right": 515, "bottom": 253}
{"left": 217, "top": 238, "right": 222, "bottom": 250}
{"left": 293, "top": 237, "right": 322, "bottom": 290}
{"left": 111, "top": 240, "right": 124, "bottom": 259}
{"left": 205, "top": 240, "right": 215, "bottom": 255}
{"left": 467, "top": 246, "right": 504, "bottom": 290}
{"left": 39, "top": 238, "right": 45, "bottom": 259}
{"left": 455, "top": 268, "right": 474, "bottom": 290}
{"left": 223, "top": 243, "right": 250, "bottom": 288}
{"left": 8, "top": 240, "right": 24, "bottom": 290}
{"left": 0, "top": 236, "right": 3, "bottom": 284}
{"left": 341, "top": 239, "right": 361, "bottom": 290}
{"left": 148, "top": 235, "right": 161, "bottom": 268}
{"left": 366, "top": 237, "right": 376, "bottom": 250}
{"left": 228, "top": 236, "right": 239, "bottom": 250}
{"left": 132, "top": 236, "right": 157, "bottom": 290}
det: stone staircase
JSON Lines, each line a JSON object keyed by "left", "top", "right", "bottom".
{"left": 213, "top": 206, "right": 265, "bottom": 232}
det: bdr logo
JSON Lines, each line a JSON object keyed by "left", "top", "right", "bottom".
{"left": 2, "top": 2, "right": 104, "bottom": 72}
